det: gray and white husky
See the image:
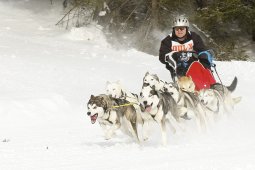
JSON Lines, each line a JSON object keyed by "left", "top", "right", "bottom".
{"left": 198, "top": 88, "right": 225, "bottom": 122}
{"left": 198, "top": 77, "right": 241, "bottom": 115}
{"left": 163, "top": 82, "right": 208, "bottom": 132}
{"left": 139, "top": 85, "right": 182, "bottom": 145}
{"left": 87, "top": 94, "right": 139, "bottom": 142}
{"left": 142, "top": 72, "right": 165, "bottom": 91}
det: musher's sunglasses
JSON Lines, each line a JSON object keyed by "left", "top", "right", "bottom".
{"left": 174, "top": 27, "right": 186, "bottom": 31}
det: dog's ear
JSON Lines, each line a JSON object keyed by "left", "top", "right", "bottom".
{"left": 90, "top": 95, "right": 95, "bottom": 99}
{"left": 173, "top": 82, "right": 178, "bottom": 89}
{"left": 99, "top": 96, "right": 108, "bottom": 112}
{"left": 120, "top": 90, "right": 126, "bottom": 97}
{"left": 145, "top": 71, "right": 149, "bottom": 76}
{"left": 153, "top": 74, "right": 160, "bottom": 82}
{"left": 99, "top": 96, "right": 104, "bottom": 101}
{"left": 151, "top": 85, "right": 156, "bottom": 90}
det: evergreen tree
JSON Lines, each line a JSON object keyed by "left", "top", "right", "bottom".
{"left": 56, "top": 0, "right": 254, "bottom": 60}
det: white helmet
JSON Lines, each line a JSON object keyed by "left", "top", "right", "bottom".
{"left": 173, "top": 15, "right": 189, "bottom": 28}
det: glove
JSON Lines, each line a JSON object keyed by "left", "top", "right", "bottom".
{"left": 198, "top": 50, "right": 215, "bottom": 68}
{"left": 165, "top": 51, "right": 177, "bottom": 69}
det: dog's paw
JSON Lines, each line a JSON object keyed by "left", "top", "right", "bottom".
{"left": 144, "top": 137, "right": 149, "bottom": 141}
{"left": 104, "top": 135, "right": 112, "bottom": 140}
{"left": 104, "top": 132, "right": 113, "bottom": 140}
{"left": 142, "top": 135, "right": 149, "bottom": 141}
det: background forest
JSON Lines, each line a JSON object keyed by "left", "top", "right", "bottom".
{"left": 55, "top": 0, "right": 255, "bottom": 61}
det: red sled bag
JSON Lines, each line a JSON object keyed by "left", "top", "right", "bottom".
{"left": 186, "top": 61, "right": 216, "bottom": 91}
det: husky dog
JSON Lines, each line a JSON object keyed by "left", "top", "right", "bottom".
{"left": 87, "top": 94, "right": 139, "bottom": 142}
{"left": 164, "top": 82, "right": 181, "bottom": 103}
{"left": 163, "top": 81, "right": 207, "bottom": 132}
{"left": 199, "top": 77, "right": 241, "bottom": 114}
{"left": 139, "top": 85, "right": 182, "bottom": 145}
{"left": 106, "top": 80, "right": 139, "bottom": 104}
{"left": 105, "top": 80, "right": 143, "bottom": 125}
{"left": 142, "top": 72, "right": 165, "bottom": 91}
{"left": 198, "top": 88, "right": 225, "bottom": 122}
{"left": 177, "top": 76, "right": 196, "bottom": 93}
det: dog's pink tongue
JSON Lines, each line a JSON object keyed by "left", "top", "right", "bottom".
{"left": 145, "top": 106, "right": 152, "bottom": 112}
{"left": 90, "top": 114, "right": 98, "bottom": 124}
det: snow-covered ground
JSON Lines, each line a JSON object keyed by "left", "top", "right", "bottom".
{"left": 0, "top": 1, "right": 255, "bottom": 169}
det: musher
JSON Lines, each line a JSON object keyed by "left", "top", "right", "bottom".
{"left": 159, "top": 15, "right": 216, "bottom": 91}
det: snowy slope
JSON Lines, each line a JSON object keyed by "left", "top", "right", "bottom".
{"left": 0, "top": 1, "right": 255, "bottom": 170}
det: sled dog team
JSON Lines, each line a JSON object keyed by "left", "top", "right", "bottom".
{"left": 87, "top": 72, "right": 241, "bottom": 145}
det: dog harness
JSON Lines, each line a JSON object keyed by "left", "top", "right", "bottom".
{"left": 112, "top": 102, "right": 137, "bottom": 108}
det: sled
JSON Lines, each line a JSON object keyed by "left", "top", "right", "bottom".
{"left": 186, "top": 61, "right": 216, "bottom": 91}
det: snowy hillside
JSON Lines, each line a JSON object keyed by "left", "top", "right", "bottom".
{"left": 0, "top": 1, "right": 255, "bottom": 170}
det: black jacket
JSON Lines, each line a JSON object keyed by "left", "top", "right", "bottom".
{"left": 159, "top": 31, "right": 209, "bottom": 79}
